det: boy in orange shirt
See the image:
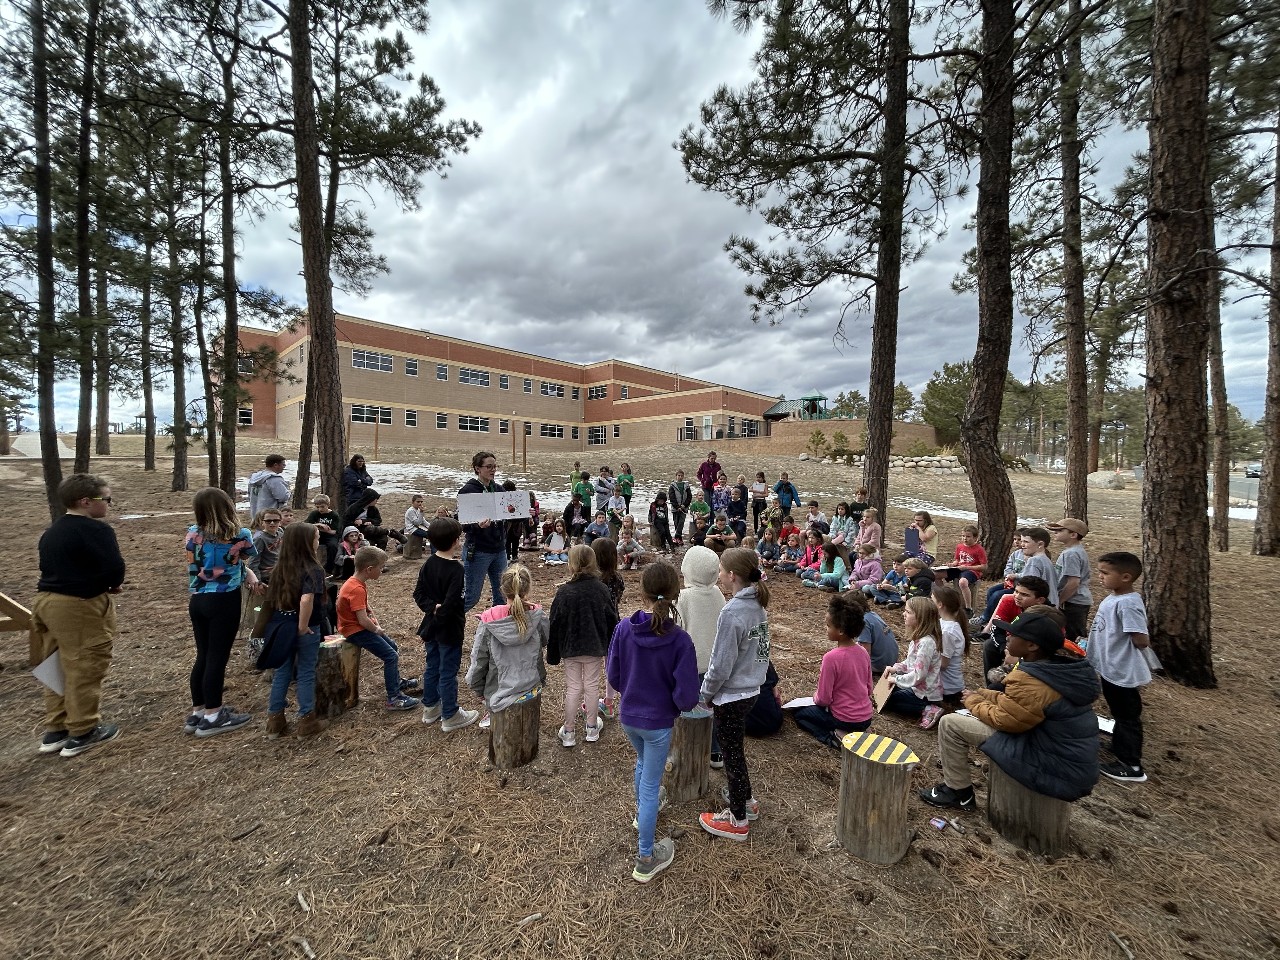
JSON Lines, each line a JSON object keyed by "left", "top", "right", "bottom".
{"left": 336, "top": 546, "right": 421, "bottom": 711}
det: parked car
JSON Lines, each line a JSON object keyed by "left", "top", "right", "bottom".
{"left": 1245, "top": 463, "right": 1262, "bottom": 478}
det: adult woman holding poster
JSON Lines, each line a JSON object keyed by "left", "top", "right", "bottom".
{"left": 458, "top": 451, "right": 508, "bottom": 612}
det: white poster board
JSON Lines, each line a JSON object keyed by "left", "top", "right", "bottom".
{"left": 33, "top": 651, "right": 65, "bottom": 695}
{"left": 456, "top": 491, "right": 531, "bottom": 525}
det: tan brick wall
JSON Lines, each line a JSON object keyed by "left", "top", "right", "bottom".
{"left": 672, "top": 418, "right": 939, "bottom": 456}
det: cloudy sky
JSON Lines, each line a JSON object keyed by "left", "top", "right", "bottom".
{"left": 57, "top": 0, "right": 1269, "bottom": 429}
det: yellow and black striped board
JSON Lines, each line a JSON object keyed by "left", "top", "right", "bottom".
{"left": 840, "top": 731, "right": 919, "bottom": 766}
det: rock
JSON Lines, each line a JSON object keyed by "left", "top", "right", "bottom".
{"left": 798, "top": 454, "right": 810, "bottom": 461}
{"left": 1087, "top": 470, "right": 1127, "bottom": 490}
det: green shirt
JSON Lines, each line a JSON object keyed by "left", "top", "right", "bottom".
{"left": 689, "top": 500, "right": 711, "bottom": 518}
{"left": 573, "top": 481, "right": 594, "bottom": 506}
{"left": 617, "top": 472, "right": 634, "bottom": 496}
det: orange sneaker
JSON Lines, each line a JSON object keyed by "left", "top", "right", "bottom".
{"left": 699, "top": 809, "right": 750, "bottom": 841}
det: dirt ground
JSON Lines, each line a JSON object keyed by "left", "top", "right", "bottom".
{"left": 0, "top": 439, "right": 1277, "bottom": 960}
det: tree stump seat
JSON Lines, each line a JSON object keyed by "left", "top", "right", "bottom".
{"left": 664, "top": 711, "right": 713, "bottom": 802}
{"left": 403, "top": 537, "right": 425, "bottom": 561}
{"left": 985, "top": 762, "right": 1072, "bottom": 856}
{"left": 836, "top": 731, "right": 919, "bottom": 864}
{"left": 488, "top": 694, "right": 540, "bottom": 769}
{"left": 315, "top": 640, "right": 361, "bottom": 718}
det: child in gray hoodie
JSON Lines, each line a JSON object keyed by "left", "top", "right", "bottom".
{"left": 698, "top": 548, "right": 770, "bottom": 842}
{"left": 466, "top": 565, "right": 548, "bottom": 724}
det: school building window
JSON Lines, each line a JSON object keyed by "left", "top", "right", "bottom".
{"left": 571, "top": 387, "right": 580, "bottom": 400}
{"left": 620, "top": 385, "right": 629, "bottom": 399}
{"left": 297, "top": 402, "right": 304, "bottom": 419}
{"left": 525, "top": 422, "right": 532, "bottom": 436}
{"left": 743, "top": 419, "right": 760, "bottom": 438}
{"left": 238, "top": 407, "right": 253, "bottom": 426}
{"left": 500, "top": 374, "right": 510, "bottom": 390}
{"left": 499, "top": 420, "right": 509, "bottom": 434}
{"left": 237, "top": 355, "right": 254, "bottom": 375}
{"left": 587, "top": 385, "right": 607, "bottom": 400}
{"left": 436, "top": 363, "right": 448, "bottom": 381}
{"left": 459, "top": 367, "right": 490, "bottom": 387}
{"left": 682, "top": 417, "right": 697, "bottom": 441}
{"left": 588, "top": 426, "right": 606, "bottom": 445}
{"left": 540, "top": 423, "right": 564, "bottom": 438}
{"left": 523, "top": 378, "right": 532, "bottom": 393}
{"left": 541, "top": 381, "right": 564, "bottom": 398}
{"left": 298, "top": 344, "right": 305, "bottom": 364}
{"left": 728, "top": 416, "right": 736, "bottom": 435}
{"left": 351, "top": 404, "right": 391, "bottom": 424}
{"left": 352, "top": 349, "right": 393, "bottom": 373}
{"left": 571, "top": 426, "right": 579, "bottom": 440}
{"left": 405, "top": 358, "right": 418, "bottom": 377}
{"left": 458, "top": 415, "right": 489, "bottom": 433}
{"left": 405, "top": 410, "right": 418, "bottom": 427}
{"left": 436, "top": 413, "right": 447, "bottom": 429}
{"left": 613, "top": 424, "right": 621, "bottom": 438}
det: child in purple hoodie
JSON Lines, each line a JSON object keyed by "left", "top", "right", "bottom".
{"left": 606, "top": 561, "right": 700, "bottom": 884}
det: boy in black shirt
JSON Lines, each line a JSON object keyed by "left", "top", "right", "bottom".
{"left": 31, "top": 474, "right": 126, "bottom": 757}
{"left": 413, "top": 517, "right": 478, "bottom": 731}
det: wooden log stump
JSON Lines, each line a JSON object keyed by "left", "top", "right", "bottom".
{"left": 664, "top": 711, "right": 713, "bottom": 802}
{"left": 488, "top": 695, "right": 541, "bottom": 769}
{"left": 986, "top": 761, "right": 1072, "bottom": 856}
{"left": 404, "top": 537, "right": 425, "bottom": 561}
{"left": 836, "top": 731, "right": 919, "bottom": 864}
{"left": 315, "top": 641, "right": 362, "bottom": 718}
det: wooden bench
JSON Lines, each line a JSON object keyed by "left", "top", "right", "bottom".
{"left": 986, "top": 762, "right": 1072, "bottom": 856}
{"left": 836, "top": 731, "right": 919, "bottom": 864}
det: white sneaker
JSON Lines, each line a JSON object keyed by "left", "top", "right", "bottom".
{"left": 441, "top": 707, "right": 479, "bottom": 732}
{"left": 558, "top": 725, "right": 577, "bottom": 748}
{"left": 585, "top": 715, "right": 603, "bottom": 742}
{"left": 478, "top": 712, "right": 491, "bottom": 729}
{"left": 421, "top": 702, "right": 442, "bottom": 724}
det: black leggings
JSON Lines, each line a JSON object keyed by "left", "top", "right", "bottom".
{"left": 714, "top": 696, "right": 758, "bottom": 820}
{"left": 189, "top": 591, "right": 242, "bottom": 709}
{"left": 752, "top": 499, "right": 766, "bottom": 533}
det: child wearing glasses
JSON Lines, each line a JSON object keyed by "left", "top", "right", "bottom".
{"left": 248, "top": 509, "right": 285, "bottom": 584}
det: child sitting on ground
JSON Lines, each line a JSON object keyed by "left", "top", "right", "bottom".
{"left": 898, "top": 556, "right": 936, "bottom": 603}
{"left": 882, "top": 595, "right": 944, "bottom": 728}
{"left": 802, "top": 541, "right": 846, "bottom": 592}
{"left": 690, "top": 514, "right": 710, "bottom": 548}
{"left": 778, "top": 514, "right": 801, "bottom": 544}
{"left": 866, "top": 552, "right": 910, "bottom": 605}
{"left": 919, "top": 608, "right": 1100, "bottom": 810}
{"left": 466, "top": 564, "right": 548, "bottom": 730}
{"left": 335, "top": 525, "right": 365, "bottom": 580}
{"left": 842, "top": 589, "right": 899, "bottom": 675}
{"left": 337, "top": 546, "right": 421, "bottom": 712}
{"left": 1088, "top": 551, "right": 1152, "bottom": 784}
{"left": 793, "top": 594, "right": 875, "bottom": 747}
{"left": 542, "top": 518, "right": 570, "bottom": 565}
{"left": 618, "top": 516, "right": 645, "bottom": 569}
{"left": 756, "top": 528, "right": 780, "bottom": 571}
{"left": 853, "top": 507, "right": 882, "bottom": 548}
{"left": 584, "top": 511, "right": 611, "bottom": 545}
{"left": 795, "top": 530, "right": 825, "bottom": 580}
{"left": 703, "top": 513, "right": 738, "bottom": 554}
{"left": 564, "top": 494, "right": 589, "bottom": 543}
{"left": 847, "top": 543, "right": 884, "bottom": 592}
{"left": 777, "top": 533, "right": 803, "bottom": 574}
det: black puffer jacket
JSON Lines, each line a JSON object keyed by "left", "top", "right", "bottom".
{"left": 547, "top": 576, "right": 619, "bottom": 661}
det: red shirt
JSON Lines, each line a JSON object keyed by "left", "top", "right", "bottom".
{"left": 779, "top": 523, "right": 801, "bottom": 543}
{"left": 953, "top": 542, "right": 987, "bottom": 572}
{"left": 336, "top": 577, "right": 370, "bottom": 637}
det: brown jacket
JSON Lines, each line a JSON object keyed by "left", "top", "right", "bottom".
{"left": 963, "top": 665, "right": 1062, "bottom": 733}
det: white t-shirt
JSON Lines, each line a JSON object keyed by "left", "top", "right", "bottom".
{"left": 1087, "top": 592, "right": 1150, "bottom": 687}
{"left": 1056, "top": 544, "right": 1092, "bottom": 607}
{"left": 939, "top": 619, "right": 966, "bottom": 695}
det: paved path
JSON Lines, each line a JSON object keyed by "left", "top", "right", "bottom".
{"left": 3, "top": 433, "right": 76, "bottom": 460}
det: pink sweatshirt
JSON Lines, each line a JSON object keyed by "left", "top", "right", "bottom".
{"left": 814, "top": 644, "right": 874, "bottom": 724}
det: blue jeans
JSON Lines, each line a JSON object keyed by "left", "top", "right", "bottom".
{"left": 982, "top": 583, "right": 1010, "bottom": 622}
{"left": 346, "top": 629, "right": 403, "bottom": 699}
{"left": 623, "top": 724, "right": 673, "bottom": 858}
{"left": 818, "top": 571, "right": 844, "bottom": 589}
{"left": 463, "top": 550, "right": 507, "bottom": 612}
{"left": 269, "top": 631, "right": 321, "bottom": 717}
{"left": 423, "top": 639, "right": 464, "bottom": 719}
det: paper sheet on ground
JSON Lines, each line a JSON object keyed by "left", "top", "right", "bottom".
{"left": 456, "top": 491, "right": 530, "bottom": 524}
{"left": 781, "top": 696, "right": 815, "bottom": 710}
{"left": 33, "top": 651, "right": 64, "bottom": 695}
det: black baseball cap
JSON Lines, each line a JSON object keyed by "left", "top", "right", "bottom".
{"left": 992, "top": 611, "right": 1065, "bottom": 653}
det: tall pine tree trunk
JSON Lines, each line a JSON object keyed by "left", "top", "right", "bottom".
{"left": 94, "top": 268, "right": 110, "bottom": 454}
{"left": 960, "top": 0, "right": 1018, "bottom": 573}
{"left": 217, "top": 60, "right": 240, "bottom": 496}
{"left": 31, "top": 0, "right": 63, "bottom": 519}
{"left": 140, "top": 235, "right": 156, "bottom": 471}
{"left": 196, "top": 159, "right": 218, "bottom": 488}
{"left": 73, "top": 0, "right": 101, "bottom": 473}
{"left": 293, "top": 347, "right": 316, "bottom": 509}
{"left": 1206, "top": 216, "right": 1229, "bottom": 551}
{"left": 169, "top": 227, "right": 189, "bottom": 492}
{"left": 289, "top": 0, "right": 344, "bottom": 510}
{"left": 1061, "top": 0, "right": 1088, "bottom": 521}
{"left": 1143, "top": 0, "right": 1214, "bottom": 687}
{"left": 864, "top": 0, "right": 908, "bottom": 519}
{"left": 1254, "top": 119, "right": 1280, "bottom": 556}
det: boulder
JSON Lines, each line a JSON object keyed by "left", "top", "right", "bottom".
{"left": 1087, "top": 470, "right": 1127, "bottom": 490}
{"left": 798, "top": 454, "right": 810, "bottom": 461}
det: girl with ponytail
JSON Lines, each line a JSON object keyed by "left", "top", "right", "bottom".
{"left": 606, "top": 561, "right": 700, "bottom": 883}
{"left": 466, "top": 564, "right": 549, "bottom": 728}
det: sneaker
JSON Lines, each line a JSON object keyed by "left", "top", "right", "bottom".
{"left": 479, "top": 712, "right": 491, "bottom": 729}
{"left": 38, "top": 730, "right": 69, "bottom": 754}
{"left": 59, "top": 723, "right": 120, "bottom": 758}
{"left": 195, "top": 706, "right": 252, "bottom": 738}
{"left": 631, "top": 837, "right": 676, "bottom": 883}
{"left": 385, "top": 694, "right": 421, "bottom": 712}
{"left": 585, "top": 716, "right": 603, "bottom": 742}
{"left": 399, "top": 677, "right": 421, "bottom": 692}
{"left": 441, "top": 707, "right": 480, "bottom": 732}
{"left": 598, "top": 697, "right": 618, "bottom": 720}
{"left": 421, "top": 702, "right": 443, "bottom": 724}
{"left": 1100, "top": 761, "right": 1147, "bottom": 783}
{"left": 699, "top": 809, "right": 750, "bottom": 841}
{"left": 720, "top": 786, "right": 760, "bottom": 821}
{"left": 919, "top": 783, "right": 977, "bottom": 811}
{"left": 558, "top": 725, "right": 577, "bottom": 748}
{"left": 919, "top": 705, "right": 944, "bottom": 730}
{"left": 709, "top": 751, "right": 725, "bottom": 770}
{"left": 801, "top": 579, "right": 817, "bottom": 588}
{"left": 182, "top": 713, "right": 201, "bottom": 735}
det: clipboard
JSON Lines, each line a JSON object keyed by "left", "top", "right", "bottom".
{"left": 872, "top": 674, "right": 893, "bottom": 713}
